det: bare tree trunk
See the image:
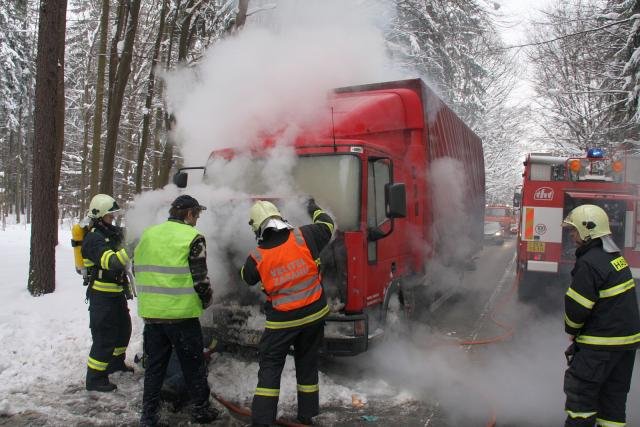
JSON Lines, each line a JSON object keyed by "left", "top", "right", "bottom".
{"left": 80, "top": 82, "right": 92, "bottom": 216}
{"left": 135, "top": 0, "right": 167, "bottom": 193}
{"left": 16, "top": 106, "right": 23, "bottom": 223}
{"left": 159, "top": 0, "right": 210, "bottom": 187}
{"left": 158, "top": 116, "right": 174, "bottom": 188}
{"left": 25, "top": 95, "right": 34, "bottom": 224}
{"left": 156, "top": 1, "right": 180, "bottom": 188}
{"left": 151, "top": 89, "right": 164, "bottom": 190}
{"left": 89, "top": 0, "right": 109, "bottom": 198}
{"left": 120, "top": 105, "right": 135, "bottom": 198}
{"left": 235, "top": 0, "right": 249, "bottom": 30}
{"left": 7, "top": 129, "right": 15, "bottom": 216}
{"left": 28, "top": 0, "right": 67, "bottom": 296}
{"left": 100, "top": 0, "right": 141, "bottom": 195}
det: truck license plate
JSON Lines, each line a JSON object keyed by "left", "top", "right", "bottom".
{"left": 527, "top": 241, "right": 545, "bottom": 252}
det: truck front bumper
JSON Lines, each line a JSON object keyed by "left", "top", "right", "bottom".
{"left": 322, "top": 313, "right": 368, "bottom": 356}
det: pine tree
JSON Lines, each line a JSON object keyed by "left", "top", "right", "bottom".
{"left": 28, "top": 0, "right": 68, "bottom": 296}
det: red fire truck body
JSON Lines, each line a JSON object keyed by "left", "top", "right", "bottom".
{"left": 515, "top": 150, "right": 640, "bottom": 301}
{"left": 175, "top": 79, "right": 485, "bottom": 355}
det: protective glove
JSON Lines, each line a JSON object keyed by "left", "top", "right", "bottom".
{"left": 307, "top": 197, "right": 320, "bottom": 217}
{"left": 123, "top": 284, "right": 134, "bottom": 300}
{"left": 564, "top": 342, "right": 576, "bottom": 365}
{"left": 124, "top": 239, "right": 138, "bottom": 259}
{"left": 201, "top": 289, "right": 213, "bottom": 309}
{"left": 194, "top": 281, "right": 213, "bottom": 309}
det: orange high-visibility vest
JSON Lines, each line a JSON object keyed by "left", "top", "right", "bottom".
{"left": 250, "top": 229, "right": 322, "bottom": 312}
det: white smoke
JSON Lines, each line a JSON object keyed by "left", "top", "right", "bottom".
{"left": 162, "top": 0, "right": 401, "bottom": 166}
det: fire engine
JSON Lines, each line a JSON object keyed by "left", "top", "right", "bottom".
{"left": 173, "top": 79, "right": 485, "bottom": 355}
{"left": 514, "top": 148, "right": 640, "bottom": 302}
{"left": 485, "top": 204, "right": 517, "bottom": 235}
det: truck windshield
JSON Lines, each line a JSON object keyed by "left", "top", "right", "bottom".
{"left": 486, "top": 208, "right": 508, "bottom": 217}
{"left": 205, "top": 154, "right": 361, "bottom": 231}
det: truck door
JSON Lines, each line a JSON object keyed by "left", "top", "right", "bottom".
{"left": 366, "top": 158, "right": 392, "bottom": 306}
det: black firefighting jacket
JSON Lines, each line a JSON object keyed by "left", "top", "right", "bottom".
{"left": 240, "top": 202, "right": 334, "bottom": 330}
{"left": 82, "top": 220, "right": 130, "bottom": 296}
{"left": 565, "top": 238, "right": 640, "bottom": 350}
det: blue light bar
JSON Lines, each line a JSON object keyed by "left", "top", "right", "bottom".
{"left": 587, "top": 148, "right": 604, "bottom": 158}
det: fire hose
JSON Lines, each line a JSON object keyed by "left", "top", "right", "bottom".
{"left": 212, "top": 393, "right": 307, "bottom": 427}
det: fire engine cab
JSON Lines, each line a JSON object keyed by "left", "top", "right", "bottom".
{"left": 515, "top": 148, "right": 640, "bottom": 303}
{"left": 485, "top": 204, "right": 517, "bottom": 235}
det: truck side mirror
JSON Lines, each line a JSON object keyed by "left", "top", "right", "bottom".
{"left": 173, "top": 171, "right": 188, "bottom": 188}
{"left": 386, "top": 183, "right": 406, "bottom": 218}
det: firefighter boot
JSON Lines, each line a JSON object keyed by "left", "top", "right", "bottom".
{"left": 106, "top": 354, "right": 134, "bottom": 374}
{"left": 296, "top": 416, "right": 313, "bottom": 425}
{"left": 139, "top": 413, "right": 168, "bottom": 427}
{"left": 86, "top": 368, "right": 117, "bottom": 392}
{"left": 191, "top": 400, "right": 219, "bottom": 424}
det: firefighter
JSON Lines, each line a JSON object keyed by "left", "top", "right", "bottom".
{"left": 240, "top": 199, "right": 334, "bottom": 427}
{"left": 561, "top": 204, "right": 640, "bottom": 427}
{"left": 135, "top": 195, "right": 218, "bottom": 426}
{"left": 82, "top": 193, "right": 134, "bottom": 392}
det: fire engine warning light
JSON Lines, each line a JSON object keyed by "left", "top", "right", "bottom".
{"left": 586, "top": 148, "right": 605, "bottom": 158}
{"left": 568, "top": 159, "right": 581, "bottom": 172}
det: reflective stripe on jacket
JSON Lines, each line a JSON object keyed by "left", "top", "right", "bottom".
{"left": 81, "top": 224, "right": 129, "bottom": 294}
{"left": 565, "top": 239, "right": 640, "bottom": 351}
{"left": 134, "top": 220, "right": 202, "bottom": 319}
{"left": 251, "top": 229, "right": 322, "bottom": 312}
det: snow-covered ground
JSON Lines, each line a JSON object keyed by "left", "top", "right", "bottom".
{"left": 0, "top": 223, "right": 407, "bottom": 425}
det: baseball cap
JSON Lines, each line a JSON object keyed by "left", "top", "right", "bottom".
{"left": 171, "top": 195, "right": 207, "bottom": 210}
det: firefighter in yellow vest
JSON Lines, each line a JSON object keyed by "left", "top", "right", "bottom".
{"left": 135, "top": 195, "right": 218, "bottom": 426}
{"left": 241, "top": 199, "right": 334, "bottom": 426}
{"left": 82, "top": 194, "right": 133, "bottom": 392}
{"left": 562, "top": 204, "right": 640, "bottom": 427}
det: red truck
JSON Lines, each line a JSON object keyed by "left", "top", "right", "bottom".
{"left": 514, "top": 149, "right": 640, "bottom": 303}
{"left": 174, "top": 79, "right": 485, "bottom": 355}
{"left": 485, "top": 204, "right": 517, "bottom": 235}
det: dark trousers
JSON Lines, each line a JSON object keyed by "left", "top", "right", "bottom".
{"left": 141, "top": 318, "right": 210, "bottom": 423}
{"left": 564, "top": 347, "right": 636, "bottom": 426}
{"left": 252, "top": 321, "right": 324, "bottom": 424}
{"left": 87, "top": 292, "right": 131, "bottom": 384}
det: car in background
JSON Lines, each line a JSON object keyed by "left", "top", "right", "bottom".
{"left": 484, "top": 221, "right": 505, "bottom": 245}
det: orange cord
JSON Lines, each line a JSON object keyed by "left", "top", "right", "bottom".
{"left": 459, "top": 273, "right": 518, "bottom": 346}
{"left": 212, "top": 393, "right": 307, "bottom": 427}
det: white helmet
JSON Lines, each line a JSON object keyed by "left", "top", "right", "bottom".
{"left": 88, "top": 194, "right": 120, "bottom": 219}
{"left": 249, "top": 201, "right": 282, "bottom": 232}
{"left": 562, "top": 204, "right": 611, "bottom": 241}
{"left": 249, "top": 200, "right": 293, "bottom": 240}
